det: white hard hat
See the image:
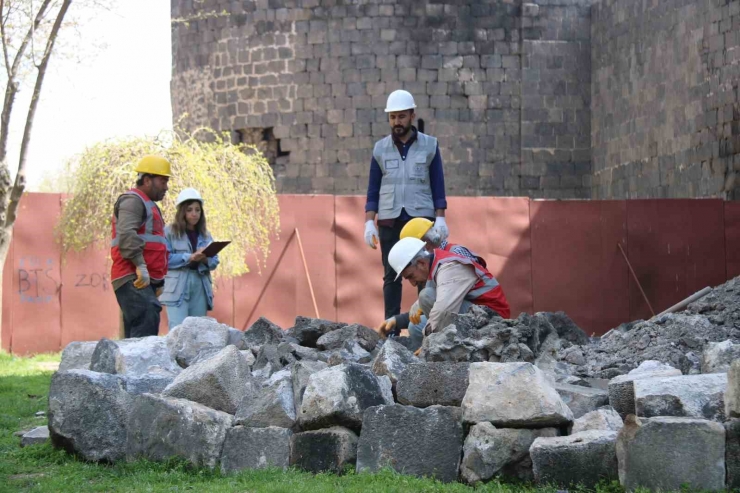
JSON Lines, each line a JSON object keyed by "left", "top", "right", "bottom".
{"left": 175, "top": 188, "right": 203, "bottom": 207}
{"left": 384, "top": 89, "right": 417, "bottom": 113}
{"left": 389, "top": 237, "right": 426, "bottom": 280}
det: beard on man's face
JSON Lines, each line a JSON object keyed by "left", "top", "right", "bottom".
{"left": 393, "top": 123, "right": 411, "bottom": 136}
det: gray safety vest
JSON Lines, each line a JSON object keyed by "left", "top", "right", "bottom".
{"left": 372, "top": 132, "right": 437, "bottom": 220}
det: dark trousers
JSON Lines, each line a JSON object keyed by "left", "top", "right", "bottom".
{"left": 114, "top": 280, "right": 162, "bottom": 338}
{"left": 379, "top": 219, "right": 424, "bottom": 319}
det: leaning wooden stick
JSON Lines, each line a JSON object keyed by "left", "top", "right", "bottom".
{"left": 295, "top": 228, "right": 320, "bottom": 319}
{"left": 617, "top": 242, "right": 655, "bottom": 317}
{"left": 242, "top": 229, "right": 297, "bottom": 330}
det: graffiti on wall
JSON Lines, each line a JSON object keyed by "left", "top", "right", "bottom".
{"left": 18, "top": 256, "right": 59, "bottom": 304}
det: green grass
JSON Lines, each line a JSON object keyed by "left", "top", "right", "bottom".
{"left": 0, "top": 350, "right": 616, "bottom": 493}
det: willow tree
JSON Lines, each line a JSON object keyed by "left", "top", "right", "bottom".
{"left": 57, "top": 128, "right": 280, "bottom": 278}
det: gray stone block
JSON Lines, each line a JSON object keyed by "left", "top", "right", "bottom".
{"left": 299, "top": 363, "right": 393, "bottom": 431}
{"left": 357, "top": 405, "right": 463, "bottom": 483}
{"left": 221, "top": 426, "right": 292, "bottom": 473}
{"left": 91, "top": 337, "right": 181, "bottom": 376}
{"left": 616, "top": 416, "right": 725, "bottom": 491}
{"left": 634, "top": 373, "right": 727, "bottom": 421}
{"left": 243, "top": 317, "right": 284, "bottom": 347}
{"left": 556, "top": 383, "right": 609, "bottom": 418}
{"left": 290, "top": 426, "right": 358, "bottom": 474}
{"left": 396, "top": 362, "right": 469, "bottom": 407}
{"left": 531, "top": 431, "right": 619, "bottom": 488}
{"left": 162, "top": 346, "right": 251, "bottom": 414}
{"left": 21, "top": 426, "right": 50, "bottom": 447}
{"left": 49, "top": 370, "right": 131, "bottom": 462}
{"left": 58, "top": 341, "right": 97, "bottom": 372}
{"left": 127, "top": 393, "right": 234, "bottom": 469}
{"left": 461, "top": 423, "right": 558, "bottom": 484}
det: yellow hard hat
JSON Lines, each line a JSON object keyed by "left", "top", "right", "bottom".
{"left": 134, "top": 155, "right": 172, "bottom": 177}
{"left": 400, "top": 218, "right": 433, "bottom": 240}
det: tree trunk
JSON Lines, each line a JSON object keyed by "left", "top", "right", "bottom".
{"left": 0, "top": 224, "right": 13, "bottom": 350}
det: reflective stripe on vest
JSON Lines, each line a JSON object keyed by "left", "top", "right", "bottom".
{"left": 372, "top": 132, "right": 437, "bottom": 220}
{"left": 428, "top": 248, "right": 510, "bottom": 318}
{"left": 111, "top": 234, "right": 167, "bottom": 247}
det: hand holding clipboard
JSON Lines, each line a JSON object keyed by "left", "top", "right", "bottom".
{"left": 201, "top": 240, "right": 231, "bottom": 258}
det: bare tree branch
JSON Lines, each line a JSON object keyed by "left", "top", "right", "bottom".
{"left": 5, "top": 0, "right": 72, "bottom": 228}
{"left": 0, "top": 1, "right": 12, "bottom": 77}
{"left": 0, "top": 0, "right": 53, "bottom": 164}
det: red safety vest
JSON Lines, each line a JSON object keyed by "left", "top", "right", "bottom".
{"left": 429, "top": 248, "right": 510, "bottom": 319}
{"left": 110, "top": 188, "right": 168, "bottom": 283}
{"left": 442, "top": 242, "right": 487, "bottom": 268}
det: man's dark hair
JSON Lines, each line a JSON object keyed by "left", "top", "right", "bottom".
{"left": 136, "top": 173, "right": 153, "bottom": 186}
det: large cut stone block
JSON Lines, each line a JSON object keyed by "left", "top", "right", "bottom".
{"left": 396, "top": 362, "right": 469, "bottom": 407}
{"left": 357, "top": 405, "right": 463, "bottom": 483}
{"left": 48, "top": 370, "right": 131, "bottom": 462}
{"left": 58, "top": 341, "right": 97, "bottom": 372}
{"left": 571, "top": 407, "right": 623, "bottom": 434}
{"left": 162, "top": 345, "right": 251, "bottom": 414}
{"left": 127, "top": 393, "right": 234, "bottom": 469}
{"left": 291, "top": 360, "right": 328, "bottom": 414}
{"left": 633, "top": 373, "right": 726, "bottom": 421}
{"left": 90, "top": 337, "right": 181, "bottom": 376}
{"left": 316, "top": 323, "right": 380, "bottom": 352}
{"left": 726, "top": 359, "right": 740, "bottom": 418}
{"left": 460, "top": 423, "right": 558, "bottom": 484}
{"left": 608, "top": 361, "right": 681, "bottom": 418}
{"left": 235, "top": 373, "right": 295, "bottom": 428}
{"left": 462, "top": 362, "right": 573, "bottom": 427}
{"left": 726, "top": 419, "right": 740, "bottom": 490}
{"left": 298, "top": 363, "right": 393, "bottom": 431}
{"left": 290, "top": 426, "right": 358, "bottom": 474}
{"left": 616, "top": 416, "right": 725, "bottom": 491}
{"left": 220, "top": 426, "right": 292, "bottom": 473}
{"left": 371, "top": 338, "right": 419, "bottom": 396}
{"left": 166, "top": 317, "right": 231, "bottom": 368}
{"left": 531, "top": 431, "right": 619, "bottom": 488}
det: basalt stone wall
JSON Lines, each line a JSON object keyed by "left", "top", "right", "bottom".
{"left": 170, "top": 0, "right": 592, "bottom": 198}
{"left": 591, "top": 0, "right": 740, "bottom": 199}
{"left": 172, "top": 0, "right": 738, "bottom": 199}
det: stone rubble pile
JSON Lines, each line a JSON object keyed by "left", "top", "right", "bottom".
{"left": 47, "top": 277, "right": 740, "bottom": 489}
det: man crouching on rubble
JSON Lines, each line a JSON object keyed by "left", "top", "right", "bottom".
{"left": 387, "top": 237, "right": 510, "bottom": 353}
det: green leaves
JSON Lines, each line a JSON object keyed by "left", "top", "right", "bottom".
{"left": 57, "top": 127, "right": 280, "bottom": 279}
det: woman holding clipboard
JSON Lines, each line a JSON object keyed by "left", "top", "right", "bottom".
{"left": 159, "top": 188, "right": 223, "bottom": 329}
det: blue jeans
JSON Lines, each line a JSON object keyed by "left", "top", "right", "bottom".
{"left": 165, "top": 270, "right": 209, "bottom": 330}
{"left": 115, "top": 280, "right": 162, "bottom": 338}
{"left": 407, "top": 285, "right": 472, "bottom": 350}
{"left": 407, "top": 315, "right": 428, "bottom": 351}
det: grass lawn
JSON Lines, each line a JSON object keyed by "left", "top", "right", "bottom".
{"left": 0, "top": 351, "right": 618, "bottom": 493}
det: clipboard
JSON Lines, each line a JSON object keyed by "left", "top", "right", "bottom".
{"left": 201, "top": 241, "right": 231, "bottom": 257}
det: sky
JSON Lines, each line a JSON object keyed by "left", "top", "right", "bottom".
{"left": 6, "top": 0, "right": 173, "bottom": 191}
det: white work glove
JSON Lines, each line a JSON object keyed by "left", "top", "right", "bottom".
{"left": 133, "top": 264, "right": 150, "bottom": 289}
{"left": 409, "top": 300, "right": 423, "bottom": 325}
{"left": 364, "top": 220, "right": 379, "bottom": 249}
{"left": 431, "top": 217, "right": 449, "bottom": 243}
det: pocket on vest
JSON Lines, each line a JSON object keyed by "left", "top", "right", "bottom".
{"left": 415, "top": 191, "right": 434, "bottom": 210}
{"left": 379, "top": 184, "right": 394, "bottom": 211}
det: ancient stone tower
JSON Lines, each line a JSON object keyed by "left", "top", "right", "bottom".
{"left": 171, "top": 0, "right": 740, "bottom": 199}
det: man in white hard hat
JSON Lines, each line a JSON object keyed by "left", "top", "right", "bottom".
{"left": 388, "top": 237, "right": 511, "bottom": 351}
{"left": 364, "top": 89, "right": 449, "bottom": 323}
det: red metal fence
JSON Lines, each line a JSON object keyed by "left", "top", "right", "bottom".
{"left": 3, "top": 193, "right": 738, "bottom": 355}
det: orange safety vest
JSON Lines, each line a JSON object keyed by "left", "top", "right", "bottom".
{"left": 429, "top": 248, "right": 510, "bottom": 319}
{"left": 110, "top": 188, "right": 168, "bottom": 283}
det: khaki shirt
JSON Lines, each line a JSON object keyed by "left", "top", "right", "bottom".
{"left": 112, "top": 194, "right": 148, "bottom": 291}
{"left": 426, "top": 261, "right": 478, "bottom": 333}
